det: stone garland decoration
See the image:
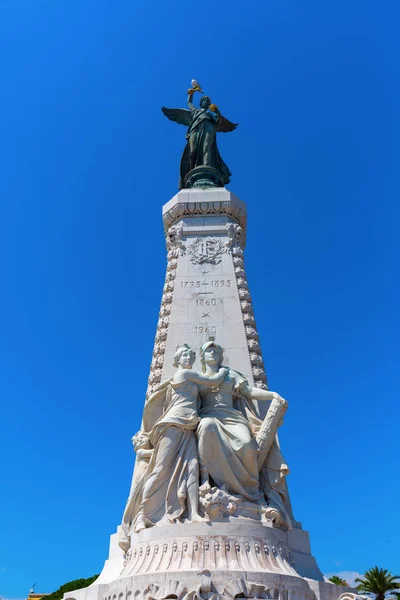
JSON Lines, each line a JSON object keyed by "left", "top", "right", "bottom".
{"left": 226, "top": 223, "right": 268, "bottom": 389}
{"left": 146, "top": 224, "right": 183, "bottom": 398}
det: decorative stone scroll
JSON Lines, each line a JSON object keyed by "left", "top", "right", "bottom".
{"left": 257, "top": 396, "right": 288, "bottom": 470}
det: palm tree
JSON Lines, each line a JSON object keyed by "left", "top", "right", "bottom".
{"left": 329, "top": 576, "right": 349, "bottom": 586}
{"left": 356, "top": 567, "right": 400, "bottom": 600}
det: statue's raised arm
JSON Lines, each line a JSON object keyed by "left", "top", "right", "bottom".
{"left": 161, "top": 79, "right": 238, "bottom": 190}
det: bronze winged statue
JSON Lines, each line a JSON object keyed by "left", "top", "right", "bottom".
{"left": 162, "top": 83, "right": 238, "bottom": 189}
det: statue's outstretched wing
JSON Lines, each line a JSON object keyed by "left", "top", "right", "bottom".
{"left": 162, "top": 107, "right": 192, "bottom": 127}
{"left": 216, "top": 115, "right": 238, "bottom": 133}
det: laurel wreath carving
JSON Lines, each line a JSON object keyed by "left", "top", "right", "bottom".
{"left": 187, "top": 237, "right": 226, "bottom": 265}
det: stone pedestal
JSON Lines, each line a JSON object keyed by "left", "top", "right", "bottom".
{"left": 64, "top": 521, "right": 328, "bottom": 600}
{"left": 64, "top": 188, "right": 349, "bottom": 600}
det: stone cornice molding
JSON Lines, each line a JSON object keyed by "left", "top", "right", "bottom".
{"left": 162, "top": 188, "right": 247, "bottom": 234}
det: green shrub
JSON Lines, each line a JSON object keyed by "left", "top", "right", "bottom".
{"left": 45, "top": 574, "right": 99, "bottom": 600}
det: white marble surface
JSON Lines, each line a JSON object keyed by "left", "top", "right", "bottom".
{"left": 162, "top": 187, "right": 247, "bottom": 233}
{"left": 162, "top": 227, "right": 255, "bottom": 386}
{"left": 63, "top": 188, "right": 344, "bottom": 600}
{"left": 63, "top": 521, "right": 334, "bottom": 600}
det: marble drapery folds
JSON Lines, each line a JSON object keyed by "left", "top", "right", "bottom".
{"left": 197, "top": 368, "right": 289, "bottom": 510}
{"left": 119, "top": 360, "right": 291, "bottom": 553}
{"left": 119, "top": 379, "right": 201, "bottom": 551}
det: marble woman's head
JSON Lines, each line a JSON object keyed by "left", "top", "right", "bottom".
{"left": 200, "top": 341, "right": 224, "bottom": 372}
{"left": 173, "top": 344, "right": 196, "bottom": 369}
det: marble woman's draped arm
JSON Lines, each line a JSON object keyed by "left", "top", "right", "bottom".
{"left": 234, "top": 388, "right": 292, "bottom": 528}
{"left": 175, "top": 366, "right": 228, "bottom": 386}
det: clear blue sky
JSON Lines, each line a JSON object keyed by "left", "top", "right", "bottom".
{"left": 0, "top": 0, "right": 399, "bottom": 596}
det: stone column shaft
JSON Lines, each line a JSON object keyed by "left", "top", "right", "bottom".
{"left": 147, "top": 188, "right": 268, "bottom": 405}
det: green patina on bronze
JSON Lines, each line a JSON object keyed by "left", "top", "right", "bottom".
{"left": 162, "top": 90, "right": 238, "bottom": 190}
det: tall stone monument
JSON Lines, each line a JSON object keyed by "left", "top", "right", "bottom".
{"left": 66, "top": 83, "right": 349, "bottom": 600}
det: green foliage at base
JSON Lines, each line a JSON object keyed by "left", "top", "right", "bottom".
{"left": 45, "top": 574, "right": 99, "bottom": 600}
{"left": 329, "top": 576, "right": 348, "bottom": 586}
{"left": 356, "top": 567, "right": 400, "bottom": 600}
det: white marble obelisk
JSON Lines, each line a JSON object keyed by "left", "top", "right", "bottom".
{"left": 64, "top": 188, "right": 351, "bottom": 600}
{"left": 149, "top": 188, "right": 267, "bottom": 403}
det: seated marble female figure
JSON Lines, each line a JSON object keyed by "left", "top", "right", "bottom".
{"left": 196, "top": 341, "right": 293, "bottom": 527}
{"left": 131, "top": 344, "right": 227, "bottom": 533}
